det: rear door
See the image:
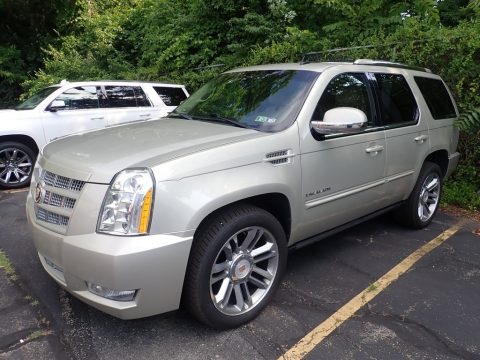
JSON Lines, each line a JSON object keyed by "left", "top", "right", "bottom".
{"left": 371, "top": 72, "right": 429, "bottom": 204}
{"left": 99, "top": 85, "right": 153, "bottom": 126}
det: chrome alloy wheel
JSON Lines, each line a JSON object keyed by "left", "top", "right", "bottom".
{"left": 0, "top": 147, "right": 33, "bottom": 186}
{"left": 418, "top": 173, "right": 440, "bottom": 222}
{"left": 209, "top": 226, "right": 279, "bottom": 316}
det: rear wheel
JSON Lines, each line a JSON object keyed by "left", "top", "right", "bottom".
{"left": 0, "top": 142, "right": 36, "bottom": 189}
{"left": 395, "top": 162, "right": 442, "bottom": 229}
{"left": 184, "top": 205, "right": 287, "bottom": 329}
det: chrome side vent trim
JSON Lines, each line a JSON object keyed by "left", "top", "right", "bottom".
{"left": 264, "top": 149, "right": 294, "bottom": 166}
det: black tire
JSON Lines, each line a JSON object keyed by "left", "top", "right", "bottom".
{"left": 0, "top": 142, "right": 37, "bottom": 190}
{"left": 184, "top": 204, "right": 287, "bottom": 329}
{"left": 395, "top": 162, "right": 443, "bottom": 229}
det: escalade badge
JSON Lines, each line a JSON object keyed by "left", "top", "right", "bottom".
{"left": 34, "top": 181, "right": 46, "bottom": 204}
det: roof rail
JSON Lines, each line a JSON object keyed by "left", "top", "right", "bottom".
{"left": 299, "top": 40, "right": 435, "bottom": 69}
{"left": 354, "top": 59, "right": 431, "bottom": 73}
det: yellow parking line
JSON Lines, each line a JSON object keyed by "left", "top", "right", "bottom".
{"left": 279, "top": 221, "right": 464, "bottom": 360}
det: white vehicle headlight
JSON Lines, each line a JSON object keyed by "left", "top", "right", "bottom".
{"left": 97, "top": 169, "right": 154, "bottom": 235}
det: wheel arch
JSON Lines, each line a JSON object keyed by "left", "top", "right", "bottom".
{"left": 0, "top": 134, "right": 39, "bottom": 155}
{"left": 424, "top": 150, "right": 449, "bottom": 178}
{"left": 193, "top": 192, "right": 292, "bottom": 244}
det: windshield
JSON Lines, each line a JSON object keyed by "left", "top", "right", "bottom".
{"left": 174, "top": 70, "right": 319, "bottom": 132}
{"left": 15, "top": 86, "right": 60, "bottom": 110}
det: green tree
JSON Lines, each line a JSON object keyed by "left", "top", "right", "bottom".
{"left": 0, "top": 0, "right": 76, "bottom": 106}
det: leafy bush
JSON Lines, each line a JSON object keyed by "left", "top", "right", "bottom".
{"left": 456, "top": 108, "right": 480, "bottom": 133}
{"left": 443, "top": 165, "right": 480, "bottom": 210}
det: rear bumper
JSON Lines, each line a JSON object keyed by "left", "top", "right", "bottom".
{"left": 445, "top": 152, "right": 460, "bottom": 179}
{"left": 27, "top": 193, "right": 193, "bottom": 319}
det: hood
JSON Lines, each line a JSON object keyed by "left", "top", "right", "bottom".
{"left": 0, "top": 109, "right": 34, "bottom": 120}
{"left": 0, "top": 109, "right": 20, "bottom": 119}
{"left": 41, "top": 118, "right": 263, "bottom": 183}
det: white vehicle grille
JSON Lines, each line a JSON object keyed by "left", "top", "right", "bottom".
{"left": 34, "top": 169, "right": 86, "bottom": 234}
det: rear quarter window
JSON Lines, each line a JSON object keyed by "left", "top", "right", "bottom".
{"left": 153, "top": 87, "right": 187, "bottom": 106}
{"left": 414, "top": 77, "right": 457, "bottom": 120}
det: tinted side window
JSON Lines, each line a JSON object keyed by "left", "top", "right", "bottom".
{"left": 375, "top": 73, "right": 418, "bottom": 126}
{"left": 414, "top": 77, "right": 456, "bottom": 120}
{"left": 53, "top": 86, "right": 99, "bottom": 110}
{"left": 133, "top": 86, "right": 151, "bottom": 107}
{"left": 153, "top": 87, "right": 187, "bottom": 106}
{"left": 99, "top": 86, "right": 137, "bottom": 108}
{"left": 313, "top": 73, "right": 372, "bottom": 125}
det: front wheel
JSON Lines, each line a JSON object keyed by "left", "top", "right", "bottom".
{"left": 395, "top": 161, "right": 442, "bottom": 229}
{"left": 0, "top": 142, "right": 36, "bottom": 190}
{"left": 184, "top": 205, "right": 287, "bottom": 329}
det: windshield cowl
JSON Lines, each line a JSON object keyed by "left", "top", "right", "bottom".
{"left": 171, "top": 110, "right": 265, "bottom": 131}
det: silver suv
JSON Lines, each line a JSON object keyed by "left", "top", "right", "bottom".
{"left": 26, "top": 60, "right": 460, "bottom": 329}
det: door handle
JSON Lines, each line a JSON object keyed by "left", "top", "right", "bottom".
{"left": 414, "top": 135, "right": 428, "bottom": 144}
{"left": 365, "top": 145, "right": 384, "bottom": 155}
{"left": 140, "top": 114, "right": 151, "bottom": 117}
{"left": 90, "top": 117, "right": 104, "bottom": 120}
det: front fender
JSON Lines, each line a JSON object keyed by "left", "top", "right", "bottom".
{"left": 150, "top": 160, "right": 302, "bottom": 237}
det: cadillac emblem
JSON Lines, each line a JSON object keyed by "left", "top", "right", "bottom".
{"left": 34, "top": 181, "right": 45, "bottom": 204}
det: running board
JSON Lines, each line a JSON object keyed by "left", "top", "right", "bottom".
{"left": 289, "top": 202, "right": 404, "bottom": 252}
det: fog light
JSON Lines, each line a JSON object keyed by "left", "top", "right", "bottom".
{"left": 87, "top": 282, "right": 137, "bottom": 302}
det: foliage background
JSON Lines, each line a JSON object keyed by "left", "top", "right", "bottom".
{"left": 0, "top": 0, "right": 479, "bottom": 208}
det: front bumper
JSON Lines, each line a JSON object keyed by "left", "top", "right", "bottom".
{"left": 27, "top": 193, "right": 193, "bottom": 319}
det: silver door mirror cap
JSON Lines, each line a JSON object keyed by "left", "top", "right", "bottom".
{"left": 311, "top": 107, "right": 367, "bottom": 135}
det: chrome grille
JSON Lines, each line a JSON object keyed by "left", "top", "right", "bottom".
{"left": 36, "top": 207, "right": 69, "bottom": 227}
{"left": 34, "top": 169, "right": 85, "bottom": 233}
{"left": 43, "top": 190, "right": 76, "bottom": 209}
{"left": 70, "top": 179, "right": 85, "bottom": 192}
{"left": 41, "top": 170, "right": 85, "bottom": 192}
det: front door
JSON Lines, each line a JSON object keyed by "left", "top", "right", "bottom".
{"left": 42, "top": 86, "right": 107, "bottom": 143}
{"left": 297, "top": 72, "right": 387, "bottom": 241}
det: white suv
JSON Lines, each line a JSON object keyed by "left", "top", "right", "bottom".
{"left": 0, "top": 80, "right": 189, "bottom": 189}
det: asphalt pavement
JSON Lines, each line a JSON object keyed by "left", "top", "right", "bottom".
{"left": 0, "top": 189, "right": 479, "bottom": 360}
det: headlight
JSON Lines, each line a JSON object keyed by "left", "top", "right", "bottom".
{"left": 97, "top": 168, "right": 154, "bottom": 235}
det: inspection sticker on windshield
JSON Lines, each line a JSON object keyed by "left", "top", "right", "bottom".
{"left": 255, "top": 116, "right": 277, "bottom": 124}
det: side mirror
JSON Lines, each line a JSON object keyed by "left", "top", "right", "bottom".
{"left": 48, "top": 100, "right": 66, "bottom": 112}
{"left": 311, "top": 107, "right": 367, "bottom": 136}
